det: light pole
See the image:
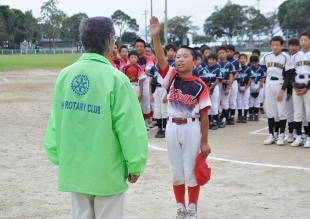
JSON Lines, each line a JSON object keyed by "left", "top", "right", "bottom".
{"left": 143, "top": 10, "right": 149, "bottom": 43}
{"left": 164, "top": 0, "right": 168, "bottom": 45}
{"left": 151, "top": 0, "right": 153, "bottom": 17}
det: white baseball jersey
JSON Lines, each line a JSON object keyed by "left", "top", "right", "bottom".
{"left": 292, "top": 50, "right": 310, "bottom": 76}
{"left": 260, "top": 52, "right": 292, "bottom": 78}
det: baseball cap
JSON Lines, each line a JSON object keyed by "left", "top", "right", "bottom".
{"left": 194, "top": 153, "right": 211, "bottom": 186}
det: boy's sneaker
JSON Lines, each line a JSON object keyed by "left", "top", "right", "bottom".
{"left": 228, "top": 117, "right": 235, "bottom": 125}
{"left": 211, "top": 122, "right": 218, "bottom": 130}
{"left": 263, "top": 134, "right": 276, "bottom": 145}
{"left": 241, "top": 116, "right": 247, "bottom": 123}
{"left": 185, "top": 203, "right": 198, "bottom": 219}
{"left": 248, "top": 115, "right": 254, "bottom": 121}
{"left": 277, "top": 133, "right": 285, "bottom": 146}
{"left": 237, "top": 116, "right": 242, "bottom": 123}
{"left": 291, "top": 136, "right": 303, "bottom": 147}
{"left": 287, "top": 133, "right": 295, "bottom": 143}
{"left": 254, "top": 115, "right": 259, "bottom": 121}
{"left": 218, "top": 120, "right": 226, "bottom": 128}
{"left": 175, "top": 203, "right": 187, "bottom": 219}
{"left": 304, "top": 137, "right": 310, "bottom": 148}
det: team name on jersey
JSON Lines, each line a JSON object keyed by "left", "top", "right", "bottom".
{"left": 238, "top": 73, "right": 248, "bottom": 78}
{"left": 221, "top": 68, "right": 229, "bottom": 72}
{"left": 252, "top": 72, "right": 262, "bottom": 77}
{"left": 296, "top": 60, "right": 310, "bottom": 67}
{"left": 203, "top": 73, "right": 217, "bottom": 78}
{"left": 169, "top": 87, "right": 197, "bottom": 108}
{"left": 267, "top": 62, "right": 284, "bottom": 69}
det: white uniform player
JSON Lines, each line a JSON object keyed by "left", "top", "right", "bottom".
{"left": 290, "top": 33, "right": 310, "bottom": 147}
{"left": 260, "top": 36, "right": 292, "bottom": 146}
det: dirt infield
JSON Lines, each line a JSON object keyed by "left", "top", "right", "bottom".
{"left": 1, "top": 70, "right": 310, "bottom": 219}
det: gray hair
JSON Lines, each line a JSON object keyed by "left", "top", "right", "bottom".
{"left": 79, "top": 17, "right": 115, "bottom": 55}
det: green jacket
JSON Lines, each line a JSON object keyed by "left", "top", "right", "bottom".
{"left": 44, "top": 53, "right": 148, "bottom": 196}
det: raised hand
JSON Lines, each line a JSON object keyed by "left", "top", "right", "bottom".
{"left": 149, "top": 16, "right": 161, "bottom": 36}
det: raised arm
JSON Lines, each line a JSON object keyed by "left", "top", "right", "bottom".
{"left": 150, "top": 16, "right": 168, "bottom": 72}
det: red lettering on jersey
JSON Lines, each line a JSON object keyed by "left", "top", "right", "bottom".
{"left": 169, "top": 87, "right": 197, "bottom": 108}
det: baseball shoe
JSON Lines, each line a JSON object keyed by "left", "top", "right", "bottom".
{"left": 263, "top": 134, "right": 276, "bottom": 145}
{"left": 304, "top": 137, "right": 310, "bottom": 148}
{"left": 228, "top": 117, "right": 235, "bottom": 125}
{"left": 248, "top": 115, "right": 254, "bottom": 121}
{"left": 260, "top": 107, "right": 265, "bottom": 114}
{"left": 175, "top": 203, "right": 187, "bottom": 219}
{"left": 211, "top": 122, "right": 218, "bottom": 130}
{"left": 291, "top": 136, "right": 303, "bottom": 147}
{"left": 185, "top": 203, "right": 198, "bottom": 219}
{"left": 209, "top": 122, "right": 213, "bottom": 129}
{"left": 277, "top": 133, "right": 285, "bottom": 146}
{"left": 287, "top": 133, "right": 295, "bottom": 143}
{"left": 241, "top": 116, "right": 247, "bottom": 123}
{"left": 254, "top": 115, "right": 259, "bottom": 121}
{"left": 237, "top": 116, "right": 242, "bottom": 123}
{"left": 219, "top": 120, "right": 226, "bottom": 128}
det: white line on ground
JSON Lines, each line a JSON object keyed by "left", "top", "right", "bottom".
{"left": 147, "top": 143, "right": 310, "bottom": 171}
{"left": 250, "top": 127, "right": 269, "bottom": 135}
{"left": 2, "top": 77, "right": 8, "bottom": 81}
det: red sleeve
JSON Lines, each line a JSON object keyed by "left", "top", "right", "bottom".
{"left": 197, "top": 78, "right": 212, "bottom": 111}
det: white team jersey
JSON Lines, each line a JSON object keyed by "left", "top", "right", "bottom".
{"left": 260, "top": 52, "right": 292, "bottom": 79}
{"left": 292, "top": 50, "right": 310, "bottom": 75}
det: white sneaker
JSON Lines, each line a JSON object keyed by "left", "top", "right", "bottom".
{"left": 287, "top": 133, "right": 295, "bottom": 143}
{"left": 277, "top": 133, "right": 285, "bottom": 146}
{"left": 175, "top": 203, "right": 187, "bottom": 219}
{"left": 263, "top": 134, "right": 276, "bottom": 145}
{"left": 291, "top": 136, "right": 303, "bottom": 147}
{"left": 185, "top": 203, "right": 198, "bottom": 219}
{"left": 293, "top": 129, "right": 297, "bottom": 139}
{"left": 304, "top": 137, "right": 310, "bottom": 148}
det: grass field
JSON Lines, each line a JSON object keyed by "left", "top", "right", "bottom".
{"left": 0, "top": 54, "right": 81, "bottom": 71}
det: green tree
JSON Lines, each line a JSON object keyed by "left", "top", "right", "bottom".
{"left": 62, "top": 13, "right": 88, "bottom": 41}
{"left": 192, "top": 35, "right": 213, "bottom": 45}
{"left": 167, "top": 16, "right": 198, "bottom": 46}
{"left": 111, "top": 10, "right": 139, "bottom": 38}
{"left": 278, "top": 0, "right": 310, "bottom": 31}
{"left": 203, "top": 1, "right": 245, "bottom": 43}
{"left": 40, "top": 0, "right": 67, "bottom": 49}
{"left": 22, "top": 10, "right": 40, "bottom": 44}
{"left": 121, "top": 31, "right": 139, "bottom": 43}
{"left": 265, "top": 10, "right": 281, "bottom": 37}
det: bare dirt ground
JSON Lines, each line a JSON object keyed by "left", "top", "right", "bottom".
{"left": 0, "top": 70, "right": 310, "bottom": 219}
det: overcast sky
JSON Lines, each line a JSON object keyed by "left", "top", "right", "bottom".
{"left": 1, "top": 0, "right": 285, "bottom": 35}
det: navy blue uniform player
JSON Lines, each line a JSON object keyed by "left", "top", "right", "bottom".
{"left": 199, "top": 53, "right": 221, "bottom": 130}
{"left": 217, "top": 47, "right": 234, "bottom": 128}
{"left": 226, "top": 45, "right": 241, "bottom": 124}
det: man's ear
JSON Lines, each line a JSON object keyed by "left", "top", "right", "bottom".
{"left": 193, "top": 60, "right": 197, "bottom": 68}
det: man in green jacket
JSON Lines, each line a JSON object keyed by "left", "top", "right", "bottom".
{"left": 44, "top": 17, "right": 148, "bottom": 219}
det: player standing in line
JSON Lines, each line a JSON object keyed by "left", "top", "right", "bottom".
{"left": 122, "top": 50, "right": 146, "bottom": 102}
{"left": 150, "top": 16, "right": 211, "bottom": 219}
{"left": 149, "top": 57, "right": 168, "bottom": 138}
{"left": 290, "top": 32, "right": 310, "bottom": 147}
{"left": 226, "top": 45, "right": 241, "bottom": 125}
{"left": 260, "top": 36, "right": 292, "bottom": 146}
{"left": 236, "top": 54, "right": 252, "bottom": 123}
{"left": 217, "top": 47, "right": 234, "bottom": 128}
{"left": 134, "top": 39, "right": 155, "bottom": 130}
{"left": 284, "top": 39, "right": 300, "bottom": 143}
{"left": 115, "top": 45, "right": 130, "bottom": 70}
{"left": 201, "top": 46, "right": 212, "bottom": 68}
{"left": 145, "top": 44, "right": 153, "bottom": 57}
{"left": 165, "top": 43, "right": 177, "bottom": 68}
{"left": 199, "top": 53, "right": 221, "bottom": 130}
{"left": 248, "top": 56, "right": 265, "bottom": 121}
{"left": 233, "top": 51, "right": 240, "bottom": 60}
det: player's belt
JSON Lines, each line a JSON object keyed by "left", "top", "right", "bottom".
{"left": 168, "top": 117, "right": 197, "bottom": 125}
{"left": 270, "top": 77, "right": 284, "bottom": 81}
{"left": 297, "top": 74, "right": 310, "bottom": 79}
{"left": 131, "top": 82, "right": 139, "bottom": 86}
{"left": 157, "top": 83, "right": 162, "bottom": 87}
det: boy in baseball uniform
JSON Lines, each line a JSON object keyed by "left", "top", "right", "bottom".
{"left": 260, "top": 36, "right": 292, "bottom": 146}
{"left": 236, "top": 54, "right": 252, "bottom": 123}
{"left": 248, "top": 56, "right": 265, "bottom": 121}
{"left": 150, "top": 16, "right": 211, "bottom": 219}
{"left": 290, "top": 32, "right": 310, "bottom": 147}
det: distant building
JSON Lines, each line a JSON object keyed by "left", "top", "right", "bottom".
{"left": 39, "top": 38, "right": 77, "bottom": 48}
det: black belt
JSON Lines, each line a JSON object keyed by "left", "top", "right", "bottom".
{"left": 157, "top": 83, "right": 162, "bottom": 87}
{"left": 270, "top": 77, "right": 284, "bottom": 81}
{"left": 298, "top": 74, "right": 310, "bottom": 79}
